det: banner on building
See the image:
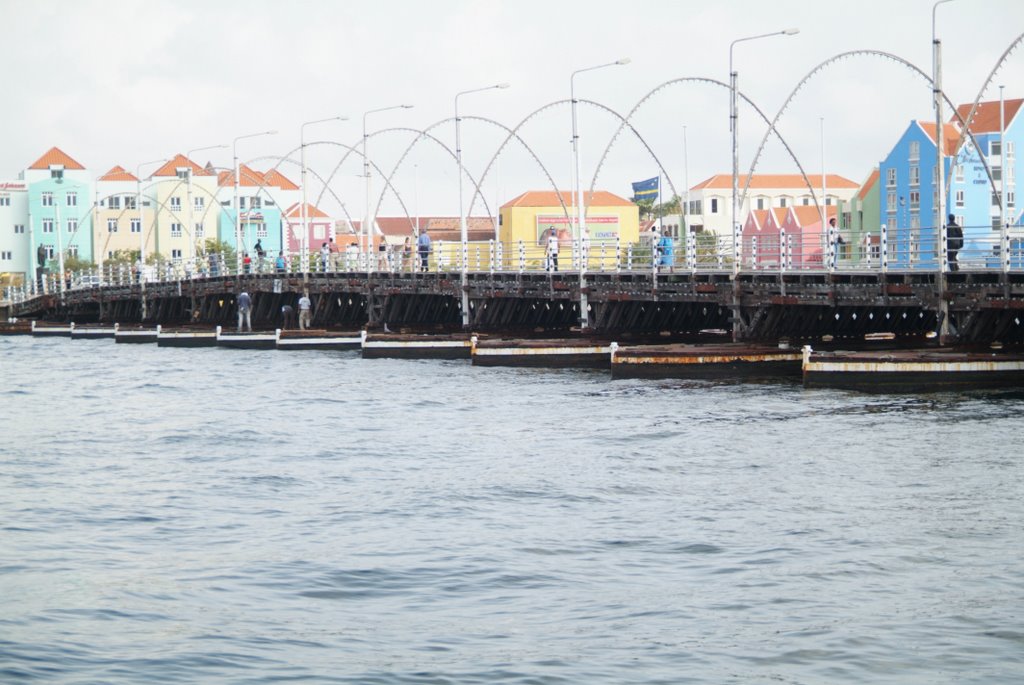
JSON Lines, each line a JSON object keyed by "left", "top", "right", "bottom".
{"left": 535, "top": 215, "right": 620, "bottom": 244}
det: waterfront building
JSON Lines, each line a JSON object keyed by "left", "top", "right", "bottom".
{"left": 149, "top": 154, "right": 221, "bottom": 266}
{"left": 283, "top": 202, "right": 334, "bottom": 258}
{"left": 741, "top": 207, "right": 786, "bottom": 268}
{"left": 0, "top": 178, "right": 29, "bottom": 286}
{"left": 835, "top": 169, "right": 881, "bottom": 265}
{"left": 499, "top": 190, "right": 640, "bottom": 250}
{"left": 23, "top": 147, "right": 93, "bottom": 273}
{"left": 685, "top": 174, "right": 859, "bottom": 237}
{"left": 215, "top": 165, "right": 299, "bottom": 258}
{"left": 93, "top": 166, "right": 140, "bottom": 267}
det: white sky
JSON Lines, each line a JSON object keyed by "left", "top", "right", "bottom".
{"left": 2, "top": 0, "right": 1022, "bottom": 218}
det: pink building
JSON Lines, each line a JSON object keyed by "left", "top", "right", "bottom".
{"left": 283, "top": 202, "right": 333, "bottom": 255}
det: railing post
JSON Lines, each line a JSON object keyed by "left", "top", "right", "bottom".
{"left": 497, "top": 240, "right": 504, "bottom": 272}
{"left": 750, "top": 236, "right": 758, "bottom": 270}
{"left": 1003, "top": 221, "right": 1011, "bottom": 274}
{"left": 518, "top": 240, "right": 525, "bottom": 274}
{"left": 626, "top": 242, "right": 633, "bottom": 271}
{"left": 488, "top": 239, "right": 495, "bottom": 275}
{"left": 880, "top": 224, "right": 888, "bottom": 274}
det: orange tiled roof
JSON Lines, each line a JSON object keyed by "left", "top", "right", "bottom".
{"left": 263, "top": 169, "right": 299, "bottom": 191}
{"left": 790, "top": 205, "right": 837, "bottom": 227}
{"left": 152, "top": 154, "right": 211, "bottom": 177}
{"left": 692, "top": 174, "right": 860, "bottom": 190}
{"left": 954, "top": 98, "right": 1024, "bottom": 134}
{"left": 218, "top": 164, "right": 269, "bottom": 188}
{"left": 284, "top": 202, "right": 329, "bottom": 219}
{"left": 858, "top": 168, "right": 880, "bottom": 200}
{"left": 28, "top": 146, "right": 86, "bottom": 171}
{"left": 918, "top": 122, "right": 962, "bottom": 154}
{"left": 98, "top": 165, "right": 138, "bottom": 182}
{"left": 748, "top": 209, "right": 770, "bottom": 229}
{"left": 501, "top": 190, "right": 635, "bottom": 208}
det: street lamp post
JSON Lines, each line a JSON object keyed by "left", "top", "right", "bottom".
{"left": 186, "top": 144, "right": 227, "bottom": 270}
{"left": 456, "top": 83, "right": 509, "bottom": 327}
{"left": 571, "top": 59, "right": 629, "bottom": 248}
{"left": 301, "top": 116, "right": 348, "bottom": 273}
{"left": 934, "top": 0, "right": 955, "bottom": 276}
{"left": 233, "top": 130, "right": 278, "bottom": 273}
{"left": 572, "top": 58, "right": 629, "bottom": 329}
{"left": 730, "top": 29, "right": 799, "bottom": 277}
{"left": 363, "top": 104, "right": 413, "bottom": 272}
{"left": 135, "top": 158, "right": 165, "bottom": 320}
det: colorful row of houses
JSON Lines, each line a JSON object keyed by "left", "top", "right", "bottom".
{"left": 0, "top": 148, "right": 337, "bottom": 285}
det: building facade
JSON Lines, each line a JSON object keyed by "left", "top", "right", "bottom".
{"left": 150, "top": 154, "right": 221, "bottom": 265}
{"left": 93, "top": 166, "right": 141, "bottom": 266}
{"left": 685, "top": 173, "right": 860, "bottom": 237}
{"left": 23, "top": 147, "right": 93, "bottom": 274}
{"left": 0, "top": 179, "right": 29, "bottom": 286}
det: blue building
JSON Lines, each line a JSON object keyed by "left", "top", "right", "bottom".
{"left": 879, "top": 98, "right": 1022, "bottom": 269}
{"left": 23, "top": 147, "right": 94, "bottom": 273}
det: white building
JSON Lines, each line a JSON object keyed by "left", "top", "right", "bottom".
{"left": 0, "top": 179, "right": 29, "bottom": 286}
{"left": 683, "top": 173, "right": 860, "bottom": 236}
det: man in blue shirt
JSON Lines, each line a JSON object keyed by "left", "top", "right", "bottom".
{"left": 417, "top": 230, "right": 432, "bottom": 272}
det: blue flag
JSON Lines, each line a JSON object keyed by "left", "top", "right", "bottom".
{"left": 631, "top": 176, "right": 659, "bottom": 202}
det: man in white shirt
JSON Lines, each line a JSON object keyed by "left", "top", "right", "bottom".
{"left": 546, "top": 227, "right": 559, "bottom": 272}
{"left": 298, "top": 292, "right": 312, "bottom": 330}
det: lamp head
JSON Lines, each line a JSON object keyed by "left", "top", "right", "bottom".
{"left": 496, "top": 83, "right": 511, "bottom": 89}
{"left": 782, "top": 28, "right": 799, "bottom": 35}
{"left": 401, "top": 104, "right": 414, "bottom": 109}
{"left": 616, "top": 57, "right": 632, "bottom": 65}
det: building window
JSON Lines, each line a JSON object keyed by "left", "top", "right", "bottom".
{"left": 42, "top": 192, "right": 53, "bottom": 206}
{"left": 251, "top": 196, "right": 261, "bottom": 209}
{"left": 1007, "top": 141, "right": 1016, "bottom": 157}
{"left": 991, "top": 140, "right": 1002, "bottom": 156}
{"left": 909, "top": 141, "right": 920, "bottom": 160}
{"left": 255, "top": 223, "right": 268, "bottom": 238}
{"left": 66, "top": 192, "right": 77, "bottom": 207}
{"left": 108, "top": 195, "right": 121, "bottom": 210}
{"left": 910, "top": 213, "right": 920, "bottom": 230}
{"left": 194, "top": 196, "right": 204, "bottom": 211}
{"left": 802, "top": 197, "right": 810, "bottom": 206}
{"left": 14, "top": 224, "right": 25, "bottom": 234}
{"left": 67, "top": 219, "right": 77, "bottom": 234}
{"left": 1, "top": 250, "right": 11, "bottom": 260}
{"left": 825, "top": 197, "right": 832, "bottom": 206}
{"left": 710, "top": 198, "right": 718, "bottom": 214}
{"left": 887, "top": 192, "right": 897, "bottom": 211}
{"left": 314, "top": 225, "right": 325, "bottom": 240}
{"left": 992, "top": 166, "right": 1002, "bottom": 181}
{"left": 42, "top": 219, "right": 54, "bottom": 233}
{"left": 170, "top": 222, "right": 182, "bottom": 237}
{"left": 779, "top": 197, "right": 787, "bottom": 208}
{"left": 887, "top": 214, "right": 897, "bottom": 230}
{"left": 125, "top": 196, "right": 136, "bottom": 209}
{"left": 909, "top": 166, "right": 920, "bottom": 186}
{"left": 67, "top": 246, "right": 78, "bottom": 258}
{"left": 107, "top": 219, "right": 118, "bottom": 233}
{"left": 955, "top": 164, "right": 964, "bottom": 182}
{"left": 955, "top": 190, "right": 964, "bottom": 208}
{"left": 176, "top": 169, "right": 189, "bottom": 180}
{"left": 131, "top": 219, "right": 141, "bottom": 233}
{"left": 170, "top": 197, "right": 181, "bottom": 211}
{"left": 992, "top": 192, "right": 1001, "bottom": 207}
{"left": 1009, "top": 191, "right": 1016, "bottom": 209}
{"left": 44, "top": 244, "right": 54, "bottom": 259}
{"left": 0, "top": 196, "right": 9, "bottom": 206}
{"left": 756, "top": 197, "right": 765, "bottom": 210}
{"left": 956, "top": 214, "right": 965, "bottom": 228}
{"left": 171, "top": 249, "right": 183, "bottom": 260}
{"left": 909, "top": 191, "right": 920, "bottom": 209}
{"left": 239, "top": 197, "right": 247, "bottom": 210}
{"left": 886, "top": 168, "right": 896, "bottom": 187}
{"left": 50, "top": 168, "right": 63, "bottom": 180}
{"left": 195, "top": 222, "right": 204, "bottom": 238}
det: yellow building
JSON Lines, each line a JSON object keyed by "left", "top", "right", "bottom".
{"left": 93, "top": 166, "right": 142, "bottom": 266}
{"left": 498, "top": 190, "right": 639, "bottom": 268}
{"left": 151, "top": 154, "right": 220, "bottom": 266}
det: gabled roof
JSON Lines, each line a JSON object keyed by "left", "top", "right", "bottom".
{"left": 858, "top": 168, "right": 880, "bottom": 200}
{"left": 692, "top": 174, "right": 860, "bottom": 190}
{"left": 917, "top": 122, "right": 962, "bottom": 154}
{"left": 284, "top": 202, "right": 329, "bottom": 219}
{"left": 747, "top": 209, "right": 770, "bottom": 230}
{"left": 28, "top": 146, "right": 86, "bottom": 170}
{"left": 262, "top": 169, "right": 299, "bottom": 191}
{"left": 501, "top": 190, "right": 635, "bottom": 208}
{"left": 152, "top": 154, "right": 210, "bottom": 177}
{"left": 98, "top": 165, "right": 139, "bottom": 182}
{"left": 789, "top": 205, "right": 837, "bottom": 227}
{"left": 954, "top": 98, "right": 1024, "bottom": 134}
{"left": 218, "top": 165, "right": 299, "bottom": 189}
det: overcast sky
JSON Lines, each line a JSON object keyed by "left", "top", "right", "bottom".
{"left": 2, "top": 0, "right": 1022, "bottom": 217}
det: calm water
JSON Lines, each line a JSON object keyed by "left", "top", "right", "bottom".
{"left": 1, "top": 335, "right": 1022, "bottom": 684}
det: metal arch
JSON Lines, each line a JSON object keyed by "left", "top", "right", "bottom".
{"left": 478, "top": 101, "right": 583, "bottom": 222}
{"left": 745, "top": 49, "right": 1000, "bottom": 210}
{"left": 247, "top": 149, "right": 358, "bottom": 226}
{"left": 452, "top": 115, "right": 566, "bottom": 225}
{"left": 948, "top": 31, "right": 1024, "bottom": 204}
{"left": 365, "top": 124, "right": 497, "bottom": 230}
{"left": 577, "top": 98, "right": 678, "bottom": 211}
